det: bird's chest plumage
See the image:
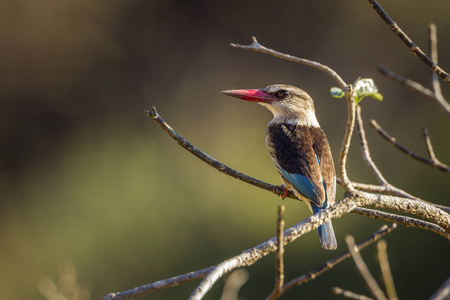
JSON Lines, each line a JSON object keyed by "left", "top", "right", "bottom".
{"left": 265, "top": 122, "right": 336, "bottom": 206}
{"left": 266, "top": 123, "right": 317, "bottom": 173}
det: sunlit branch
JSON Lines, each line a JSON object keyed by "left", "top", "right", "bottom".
{"left": 370, "top": 120, "right": 450, "bottom": 174}
{"left": 365, "top": 0, "right": 450, "bottom": 83}
{"left": 266, "top": 206, "right": 285, "bottom": 300}
{"left": 376, "top": 64, "right": 450, "bottom": 115}
{"left": 345, "top": 235, "right": 387, "bottom": 300}
{"left": 355, "top": 106, "right": 416, "bottom": 199}
{"left": 331, "top": 287, "right": 374, "bottom": 300}
{"left": 281, "top": 225, "right": 396, "bottom": 294}
{"left": 351, "top": 207, "right": 450, "bottom": 241}
{"left": 377, "top": 240, "right": 398, "bottom": 300}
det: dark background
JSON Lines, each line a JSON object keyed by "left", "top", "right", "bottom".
{"left": 1, "top": 0, "right": 449, "bottom": 299}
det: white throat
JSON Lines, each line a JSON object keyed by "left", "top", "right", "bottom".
{"left": 260, "top": 102, "right": 320, "bottom": 127}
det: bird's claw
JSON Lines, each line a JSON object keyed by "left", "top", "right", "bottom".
{"left": 279, "top": 184, "right": 288, "bottom": 200}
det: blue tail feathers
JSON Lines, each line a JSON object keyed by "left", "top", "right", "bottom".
{"left": 318, "top": 220, "right": 337, "bottom": 250}
{"left": 312, "top": 203, "right": 337, "bottom": 250}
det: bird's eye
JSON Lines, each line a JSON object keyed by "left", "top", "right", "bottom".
{"left": 275, "top": 90, "right": 290, "bottom": 99}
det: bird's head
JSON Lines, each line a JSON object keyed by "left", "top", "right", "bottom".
{"left": 222, "top": 84, "right": 318, "bottom": 126}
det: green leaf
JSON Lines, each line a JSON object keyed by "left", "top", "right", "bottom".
{"left": 354, "top": 78, "right": 383, "bottom": 104}
{"left": 330, "top": 78, "right": 383, "bottom": 104}
{"left": 330, "top": 87, "right": 344, "bottom": 99}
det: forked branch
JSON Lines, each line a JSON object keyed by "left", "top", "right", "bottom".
{"left": 366, "top": 0, "right": 450, "bottom": 83}
{"left": 370, "top": 120, "right": 450, "bottom": 174}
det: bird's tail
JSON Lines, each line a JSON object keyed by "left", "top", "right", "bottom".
{"left": 312, "top": 204, "right": 337, "bottom": 250}
{"left": 318, "top": 220, "right": 337, "bottom": 250}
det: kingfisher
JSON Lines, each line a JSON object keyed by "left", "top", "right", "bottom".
{"left": 222, "top": 84, "right": 337, "bottom": 250}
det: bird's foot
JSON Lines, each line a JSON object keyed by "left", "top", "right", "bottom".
{"left": 279, "top": 184, "right": 288, "bottom": 200}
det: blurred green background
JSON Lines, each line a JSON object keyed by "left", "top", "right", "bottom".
{"left": 1, "top": 0, "right": 449, "bottom": 299}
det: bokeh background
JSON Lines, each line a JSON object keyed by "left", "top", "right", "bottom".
{"left": 1, "top": 0, "right": 449, "bottom": 299}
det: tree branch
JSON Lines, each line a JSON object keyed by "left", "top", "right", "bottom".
{"left": 281, "top": 224, "right": 396, "bottom": 294}
{"left": 144, "top": 107, "right": 297, "bottom": 200}
{"left": 103, "top": 267, "right": 215, "bottom": 300}
{"left": 365, "top": 0, "right": 450, "bottom": 83}
{"left": 376, "top": 64, "right": 450, "bottom": 115}
{"left": 377, "top": 240, "right": 398, "bottom": 300}
{"left": 359, "top": 192, "right": 450, "bottom": 233}
{"left": 189, "top": 196, "right": 364, "bottom": 300}
{"left": 266, "top": 206, "right": 285, "bottom": 300}
{"left": 332, "top": 287, "right": 374, "bottom": 300}
{"left": 345, "top": 235, "right": 387, "bottom": 300}
{"left": 370, "top": 120, "right": 450, "bottom": 174}
{"left": 351, "top": 207, "right": 450, "bottom": 241}
{"left": 230, "top": 36, "right": 347, "bottom": 89}
{"left": 355, "top": 106, "right": 416, "bottom": 199}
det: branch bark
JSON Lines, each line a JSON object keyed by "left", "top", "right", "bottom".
{"left": 366, "top": 0, "right": 450, "bottom": 83}
{"left": 370, "top": 120, "right": 450, "bottom": 174}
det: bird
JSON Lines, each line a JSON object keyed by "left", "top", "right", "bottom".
{"left": 222, "top": 84, "right": 337, "bottom": 250}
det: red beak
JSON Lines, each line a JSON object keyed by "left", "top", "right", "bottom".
{"left": 221, "top": 89, "right": 273, "bottom": 103}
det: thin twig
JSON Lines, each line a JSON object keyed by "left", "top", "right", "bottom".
{"left": 377, "top": 240, "right": 398, "bottom": 300}
{"left": 427, "top": 23, "right": 449, "bottom": 116}
{"left": 355, "top": 106, "right": 416, "bottom": 199}
{"left": 266, "top": 206, "right": 285, "bottom": 300}
{"left": 429, "top": 276, "right": 450, "bottom": 300}
{"left": 103, "top": 266, "right": 215, "bottom": 300}
{"left": 338, "top": 84, "right": 357, "bottom": 192}
{"left": 422, "top": 128, "right": 437, "bottom": 161}
{"left": 332, "top": 287, "right": 374, "bottom": 300}
{"left": 352, "top": 207, "right": 450, "bottom": 241}
{"left": 281, "top": 224, "right": 397, "bottom": 294}
{"left": 345, "top": 235, "right": 387, "bottom": 300}
{"left": 145, "top": 107, "right": 297, "bottom": 200}
{"left": 356, "top": 105, "right": 388, "bottom": 186}
{"left": 230, "top": 36, "right": 347, "bottom": 89}
{"left": 370, "top": 120, "right": 450, "bottom": 174}
{"left": 365, "top": 0, "right": 450, "bottom": 83}
{"left": 376, "top": 64, "right": 450, "bottom": 115}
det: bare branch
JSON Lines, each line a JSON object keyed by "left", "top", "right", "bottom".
{"left": 345, "top": 235, "right": 387, "bottom": 300}
{"left": 338, "top": 85, "right": 357, "bottom": 192}
{"left": 355, "top": 106, "right": 416, "bottom": 199}
{"left": 365, "top": 0, "right": 450, "bottom": 83}
{"left": 360, "top": 192, "right": 450, "bottom": 233}
{"left": 189, "top": 196, "right": 364, "bottom": 300}
{"left": 370, "top": 120, "right": 450, "bottom": 174}
{"left": 103, "top": 266, "right": 215, "bottom": 300}
{"left": 266, "top": 206, "right": 285, "bottom": 300}
{"left": 377, "top": 240, "right": 398, "bottom": 300}
{"left": 429, "top": 276, "right": 450, "bottom": 300}
{"left": 332, "top": 287, "right": 374, "bottom": 300}
{"left": 422, "top": 128, "right": 437, "bottom": 161}
{"left": 230, "top": 36, "right": 347, "bottom": 89}
{"left": 428, "top": 24, "right": 447, "bottom": 110}
{"left": 281, "top": 224, "right": 397, "bottom": 294}
{"left": 144, "top": 107, "right": 297, "bottom": 200}
{"left": 352, "top": 207, "right": 450, "bottom": 241}
{"left": 376, "top": 65, "right": 450, "bottom": 115}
